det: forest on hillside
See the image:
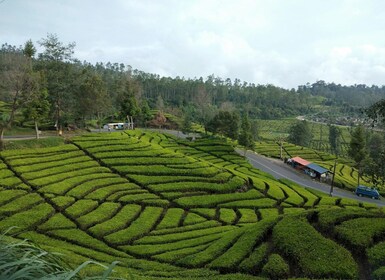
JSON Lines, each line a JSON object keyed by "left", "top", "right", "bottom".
{"left": 2, "top": 34, "right": 385, "bottom": 139}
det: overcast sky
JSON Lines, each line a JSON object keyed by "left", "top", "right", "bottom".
{"left": 1, "top": 0, "right": 385, "bottom": 89}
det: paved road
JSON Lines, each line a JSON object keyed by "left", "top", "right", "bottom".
{"left": 237, "top": 148, "right": 385, "bottom": 207}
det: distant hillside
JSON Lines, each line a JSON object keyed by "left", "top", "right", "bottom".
{"left": 0, "top": 130, "right": 384, "bottom": 279}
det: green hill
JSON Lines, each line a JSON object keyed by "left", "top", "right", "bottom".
{"left": 0, "top": 130, "right": 384, "bottom": 279}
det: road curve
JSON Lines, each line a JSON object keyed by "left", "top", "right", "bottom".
{"left": 236, "top": 148, "right": 385, "bottom": 207}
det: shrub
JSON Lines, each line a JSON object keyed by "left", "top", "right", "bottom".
{"left": 237, "top": 209, "right": 258, "bottom": 223}
{"left": 335, "top": 218, "right": 385, "bottom": 249}
{"left": 38, "top": 172, "right": 117, "bottom": 195}
{"left": 65, "top": 199, "right": 99, "bottom": 219}
{"left": 156, "top": 208, "right": 185, "bottom": 230}
{"left": 77, "top": 202, "right": 120, "bottom": 229}
{"left": 153, "top": 244, "right": 210, "bottom": 263}
{"left": 47, "top": 228, "right": 127, "bottom": 258}
{"left": 372, "top": 266, "right": 385, "bottom": 280}
{"left": 0, "top": 193, "right": 43, "bottom": 216}
{"left": 147, "top": 221, "right": 220, "bottom": 236}
{"left": 272, "top": 216, "right": 358, "bottom": 279}
{"left": 134, "top": 225, "right": 236, "bottom": 245}
{"left": 219, "top": 208, "right": 237, "bottom": 224}
{"left": 258, "top": 208, "right": 279, "bottom": 220}
{"left": 0, "top": 189, "right": 28, "bottom": 206}
{"left": 239, "top": 243, "right": 269, "bottom": 273}
{"left": 183, "top": 213, "right": 207, "bottom": 225}
{"left": 261, "top": 254, "right": 289, "bottom": 279}
{"left": 89, "top": 204, "right": 141, "bottom": 237}
{"left": 368, "top": 242, "right": 385, "bottom": 269}
{"left": 178, "top": 227, "right": 245, "bottom": 267}
{"left": 219, "top": 198, "right": 276, "bottom": 208}
{"left": 208, "top": 219, "right": 276, "bottom": 270}
{"left": 66, "top": 177, "right": 129, "bottom": 198}
{"left": 279, "top": 179, "right": 319, "bottom": 207}
{"left": 22, "top": 161, "right": 100, "bottom": 180}
{"left": 121, "top": 233, "right": 223, "bottom": 257}
{"left": 0, "top": 203, "right": 54, "bottom": 234}
{"left": 317, "top": 207, "right": 379, "bottom": 231}
{"left": 38, "top": 213, "right": 76, "bottom": 231}
{"left": 105, "top": 206, "right": 164, "bottom": 244}
{"left": 174, "top": 189, "right": 264, "bottom": 208}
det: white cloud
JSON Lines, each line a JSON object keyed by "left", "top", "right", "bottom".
{"left": 2, "top": 0, "right": 385, "bottom": 88}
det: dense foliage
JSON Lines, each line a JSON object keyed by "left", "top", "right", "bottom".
{"left": 0, "top": 130, "right": 384, "bottom": 279}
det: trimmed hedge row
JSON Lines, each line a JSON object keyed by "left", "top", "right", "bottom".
{"left": 21, "top": 161, "right": 100, "bottom": 180}
{"left": 0, "top": 202, "right": 54, "bottom": 233}
{"left": 38, "top": 173, "right": 121, "bottom": 195}
{"left": 148, "top": 221, "right": 221, "bottom": 236}
{"left": 208, "top": 219, "right": 276, "bottom": 270}
{"left": 261, "top": 254, "right": 289, "bottom": 279}
{"left": 219, "top": 198, "right": 277, "bottom": 209}
{"left": 335, "top": 217, "right": 385, "bottom": 249}
{"left": 127, "top": 172, "right": 232, "bottom": 185}
{"left": 177, "top": 227, "right": 245, "bottom": 267}
{"left": 237, "top": 209, "right": 258, "bottom": 223}
{"left": 105, "top": 206, "right": 164, "bottom": 244}
{"left": 134, "top": 225, "right": 237, "bottom": 245}
{"left": 156, "top": 208, "right": 185, "bottom": 229}
{"left": 219, "top": 208, "right": 237, "bottom": 224}
{"left": 122, "top": 232, "right": 224, "bottom": 257}
{"left": 272, "top": 216, "right": 358, "bottom": 279}
{"left": 76, "top": 202, "right": 120, "bottom": 228}
{"left": 65, "top": 199, "right": 99, "bottom": 219}
{"left": 174, "top": 189, "right": 264, "bottom": 208}
{"left": 148, "top": 177, "right": 245, "bottom": 194}
{"left": 239, "top": 242, "right": 269, "bottom": 273}
{"left": 279, "top": 179, "right": 319, "bottom": 207}
{"left": 317, "top": 207, "right": 380, "bottom": 231}
{"left": 0, "top": 193, "right": 43, "bottom": 216}
{"left": 30, "top": 167, "right": 112, "bottom": 187}
{"left": 15, "top": 155, "right": 91, "bottom": 173}
{"left": 38, "top": 213, "right": 76, "bottom": 231}
{"left": 89, "top": 204, "right": 142, "bottom": 237}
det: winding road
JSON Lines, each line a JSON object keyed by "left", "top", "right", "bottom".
{"left": 236, "top": 148, "right": 385, "bottom": 207}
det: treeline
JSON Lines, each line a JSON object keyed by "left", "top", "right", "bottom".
{"left": 2, "top": 34, "right": 385, "bottom": 141}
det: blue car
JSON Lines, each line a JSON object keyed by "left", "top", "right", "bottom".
{"left": 355, "top": 185, "right": 380, "bottom": 200}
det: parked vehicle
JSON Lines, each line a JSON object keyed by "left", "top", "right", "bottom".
{"left": 355, "top": 185, "right": 380, "bottom": 200}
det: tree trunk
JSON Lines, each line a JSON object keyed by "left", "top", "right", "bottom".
{"left": 0, "top": 127, "right": 5, "bottom": 151}
{"left": 35, "top": 120, "right": 39, "bottom": 139}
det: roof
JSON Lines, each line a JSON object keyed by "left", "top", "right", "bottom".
{"left": 291, "top": 156, "right": 310, "bottom": 166}
{"left": 306, "top": 163, "right": 329, "bottom": 174}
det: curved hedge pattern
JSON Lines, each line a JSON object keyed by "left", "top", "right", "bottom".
{"left": 0, "top": 130, "right": 383, "bottom": 279}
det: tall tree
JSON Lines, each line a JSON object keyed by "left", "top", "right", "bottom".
{"left": 363, "top": 133, "right": 385, "bottom": 186}
{"left": 207, "top": 111, "right": 240, "bottom": 140}
{"left": 287, "top": 121, "right": 313, "bottom": 147}
{"left": 328, "top": 125, "right": 341, "bottom": 155}
{"left": 239, "top": 114, "right": 254, "bottom": 155}
{"left": 138, "top": 99, "right": 152, "bottom": 127}
{"left": 37, "top": 33, "right": 76, "bottom": 135}
{"left": 348, "top": 124, "right": 367, "bottom": 184}
{"left": 23, "top": 85, "right": 50, "bottom": 139}
{"left": 76, "top": 71, "right": 111, "bottom": 129}
{"left": 0, "top": 44, "right": 40, "bottom": 147}
{"left": 119, "top": 79, "right": 141, "bottom": 123}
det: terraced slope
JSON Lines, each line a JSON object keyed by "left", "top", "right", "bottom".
{"left": 0, "top": 130, "right": 384, "bottom": 279}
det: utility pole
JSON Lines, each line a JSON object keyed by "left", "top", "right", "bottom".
{"left": 329, "top": 159, "right": 337, "bottom": 196}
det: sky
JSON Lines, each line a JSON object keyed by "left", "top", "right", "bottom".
{"left": 1, "top": 0, "right": 385, "bottom": 89}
